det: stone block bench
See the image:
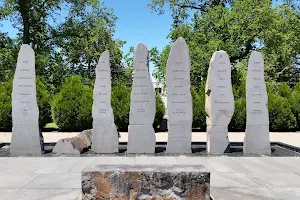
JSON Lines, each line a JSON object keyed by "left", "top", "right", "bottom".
{"left": 81, "top": 165, "right": 210, "bottom": 200}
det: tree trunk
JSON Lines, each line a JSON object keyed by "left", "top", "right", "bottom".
{"left": 18, "top": 0, "right": 30, "bottom": 44}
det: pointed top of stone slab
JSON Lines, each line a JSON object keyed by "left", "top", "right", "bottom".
{"left": 210, "top": 50, "right": 230, "bottom": 66}
{"left": 170, "top": 37, "right": 188, "bottom": 53}
{"left": 20, "top": 44, "right": 34, "bottom": 54}
{"left": 136, "top": 43, "right": 147, "bottom": 51}
{"left": 134, "top": 43, "right": 148, "bottom": 70}
{"left": 249, "top": 51, "right": 263, "bottom": 65}
{"left": 96, "top": 50, "right": 109, "bottom": 69}
{"left": 174, "top": 37, "right": 187, "bottom": 45}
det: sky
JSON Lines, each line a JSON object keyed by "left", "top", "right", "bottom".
{"left": 0, "top": 0, "right": 174, "bottom": 81}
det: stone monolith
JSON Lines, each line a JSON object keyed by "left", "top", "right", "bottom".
{"left": 205, "top": 50, "right": 234, "bottom": 154}
{"left": 166, "top": 37, "right": 192, "bottom": 153}
{"left": 127, "top": 43, "right": 156, "bottom": 153}
{"left": 244, "top": 51, "right": 271, "bottom": 154}
{"left": 10, "top": 44, "right": 43, "bottom": 156}
{"left": 91, "top": 50, "right": 118, "bottom": 153}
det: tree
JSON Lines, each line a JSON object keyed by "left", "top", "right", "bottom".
{"left": 0, "top": 0, "right": 127, "bottom": 93}
{"left": 149, "top": 0, "right": 300, "bottom": 89}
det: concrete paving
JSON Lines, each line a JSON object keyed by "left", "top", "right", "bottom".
{"left": 0, "top": 156, "right": 299, "bottom": 200}
{"left": 1, "top": 132, "right": 300, "bottom": 147}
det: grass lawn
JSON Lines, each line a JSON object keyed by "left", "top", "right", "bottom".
{"left": 45, "top": 122, "right": 59, "bottom": 129}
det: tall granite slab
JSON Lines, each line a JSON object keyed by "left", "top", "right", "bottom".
{"left": 166, "top": 37, "right": 192, "bottom": 153}
{"left": 91, "top": 50, "right": 118, "bottom": 153}
{"left": 205, "top": 50, "right": 234, "bottom": 154}
{"left": 127, "top": 43, "right": 156, "bottom": 153}
{"left": 244, "top": 51, "right": 271, "bottom": 154}
{"left": 10, "top": 44, "right": 42, "bottom": 156}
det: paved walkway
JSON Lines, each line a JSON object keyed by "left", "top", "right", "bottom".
{"left": 1, "top": 132, "right": 300, "bottom": 147}
{"left": 0, "top": 156, "right": 300, "bottom": 200}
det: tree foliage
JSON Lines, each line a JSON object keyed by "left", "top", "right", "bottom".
{"left": 149, "top": 0, "right": 300, "bottom": 89}
{"left": 0, "top": 0, "right": 127, "bottom": 94}
{"left": 52, "top": 75, "right": 93, "bottom": 131}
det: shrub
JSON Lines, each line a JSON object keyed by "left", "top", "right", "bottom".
{"left": 36, "top": 78, "right": 52, "bottom": 127}
{"left": 289, "top": 89, "right": 300, "bottom": 129}
{"left": 0, "top": 81, "right": 12, "bottom": 131}
{"left": 0, "top": 78, "right": 52, "bottom": 131}
{"left": 52, "top": 75, "right": 93, "bottom": 131}
{"left": 111, "top": 82, "right": 130, "bottom": 130}
{"left": 153, "top": 92, "right": 165, "bottom": 129}
{"left": 191, "top": 86, "right": 206, "bottom": 130}
{"left": 229, "top": 98, "right": 246, "bottom": 131}
{"left": 268, "top": 93, "right": 296, "bottom": 131}
{"left": 278, "top": 83, "right": 291, "bottom": 98}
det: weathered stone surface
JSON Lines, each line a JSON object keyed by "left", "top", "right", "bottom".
{"left": 205, "top": 50, "right": 234, "bottom": 154}
{"left": 166, "top": 125, "right": 192, "bottom": 153}
{"left": 91, "top": 50, "right": 118, "bottom": 153}
{"left": 206, "top": 126, "right": 230, "bottom": 154}
{"left": 82, "top": 165, "right": 210, "bottom": 200}
{"left": 53, "top": 129, "right": 92, "bottom": 155}
{"left": 128, "top": 43, "right": 156, "bottom": 153}
{"left": 244, "top": 51, "right": 270, "bottom": 154}
{"left": 166, "top": 37, "right": 192, "bottom": 153}
{"left": 91, "top": 124, "right": 118, "bottom": 153}
{"left": 127, "top": 125, "right": 156, "bottom": 153}
{"left": 10, "top": 44, "right": 43, "bottom": 156}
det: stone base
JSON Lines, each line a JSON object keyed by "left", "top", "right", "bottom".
{"left": 10, "top": 125, "right": 42, "bottom": 156}
{"left": 207, "top": 125, "right": 230, "bottom": 154}
{"left": 91, "top": 124, "right": 119, "bottom": 153}
{"left": 127, "top": 125, "right": 155, "bottom": 153}
{"left": 81, "top": 165, "right": 210, "bottom": 200}
{"left": 244, "top": 125, "right": 271, "bottom": 154}
{"left": 167, "top": 125, "right": 192, "bottom": 153}
{"left": 53, "top": 129, "right": 92, "bottom": 155}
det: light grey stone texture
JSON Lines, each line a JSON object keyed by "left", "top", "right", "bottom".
{"left": 206, "top": 125, "right": 230, "bottom": 154}
{"left": 211, "top": 187, "right": 280, "bottom": 200}
{"left": 53, "top": 130, "right": 92, "bottom": 155}
{"left": 166, "top": 37, "right": 192, "bottom": 153}
{"left": 0, "top": 173, "right": 40, "bottom": 189}
{"left": 10, "top": 44, "right": 42, "bottom": 156}
{"left": 91, "top": 124, "right": 118, "bottom": 153}
{"left": 272, "top": 187, "right": 300, "bottom": 200}
{"left": 81, "top": 165, "right": 210, "bottom": 200}
{"left": 128, "top": 43, "right": 156, "bottom": 153}
{"left": 127, "top": 125, "right": 156, "bottom": 153}
{"left": 9, "top": 189, "right": 81, "bottom": 200}
{"left": 205, "top": 50, "right": 234, "bottom": 154}
{"left": 24, "top": 173, "right": 81, "bottom": 189}
{"left": 244, "top": 51, "right": 271, "bottom": 154}
{"left": 92, "top": 50, "right": 118, "bottom": 153}
{"left": 166, "top": 125, "right": 192, "bottom": 153}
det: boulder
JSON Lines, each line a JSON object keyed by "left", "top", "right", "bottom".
{"left": 52, "top": 129, "right": 92, "bottom": 155}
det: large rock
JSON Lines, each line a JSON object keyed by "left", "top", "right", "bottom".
{"left": 244, "top": 51, "right": 271, "bottom": 154}
{"left": 127, "top": 43, "right": 156, "bottom": 153}
{"left": 82, "top": 165, "right": 210, "bottom": 200}
{"left": 91, "top": 50, "right": 118, "bottom": 153}
{"left": 205, "top": 51, "right": 234, "bottom": 154}
{"left": 53, "top": 129, "right": 92, "bottom": 155}
{"left": 166, "top": 37, "right": 193, "bottom": 153}
{"left": 10, "top": 44, "right": 43, "bottom": 156}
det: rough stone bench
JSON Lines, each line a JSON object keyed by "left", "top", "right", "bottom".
{"left": 81, "top": 165, "right": 210, "bottom": 200}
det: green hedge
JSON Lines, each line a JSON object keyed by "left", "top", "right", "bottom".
{"left": 0, "top": 77, "right": 52, "bottom": 131}
{"left": 52, "top": 75, "right": 93, "bottom": 131}
{"left": 268, "top": 93, "right": 296, "bottom": 131}
{"left": 229, "top": 98, "right": 246, "bottom": 131}
{"left": 153, "top": 92, "right": 165, "bottom": 129}
{"left": 191, "top": 86, "right": 206, "bottom": 130}
{"left": 111, "top": 82, "right": 131, "bottom": 130}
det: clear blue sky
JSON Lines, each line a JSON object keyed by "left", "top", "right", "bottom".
{"left": 0, "top": 0, "right": 173, "bottom": 81}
